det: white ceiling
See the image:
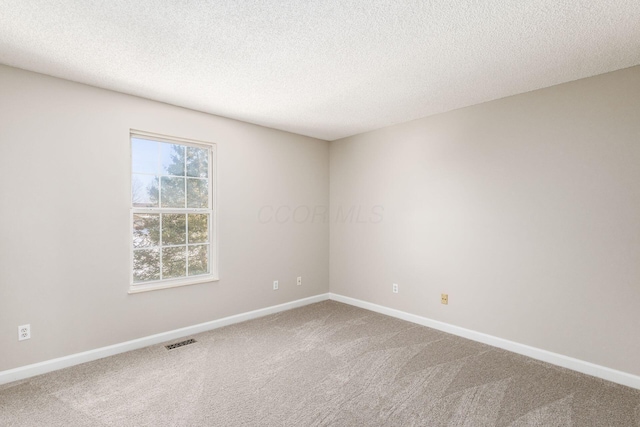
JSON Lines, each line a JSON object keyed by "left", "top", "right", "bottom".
{"left": 1, "top": 1, "right": 639, "bottom": 141}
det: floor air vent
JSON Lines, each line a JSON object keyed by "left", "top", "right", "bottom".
{"left": 165, "top": 338, "right": 197, "bottom": 350}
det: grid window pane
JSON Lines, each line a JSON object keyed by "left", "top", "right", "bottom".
{"left": 187, "top": 146, "right": 209, "bottom": 178}
{"left": 132, "top": 138, "right": 159, "bottom": 174}
{"left": 162, "top": 246, "right": 186, "bottom": 279}
{"left": 132, "top": 134, "right": 213, "bottom": 287}
{"left": 160, "top": 176, "right": 185, "bottom": 208}
{"left": 162, "top": 214, "right": 186, "bottom": 246}
{"left": 187, "top": 178, "right": 208, "bottom": 208}
{"left": 188, "top": 214, "right": 208, "bottom": 244}
{"left": 161, "top": 143, "right": 185, "bottom": 176}
{"left": 133, "top": 249, "right": 160, "bottom": 282}
{"left": 188, "top": 245, "right": 209, "bottom": 276}
{"left": 132, "top": 174, "right": 159, "bottom": 208}
{"left": 133, "top": 214, "right": 160, "bottom": 248}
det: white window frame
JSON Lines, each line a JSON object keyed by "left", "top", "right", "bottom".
{"left": 129, "top": 129, "right": 218, "bottom": 294}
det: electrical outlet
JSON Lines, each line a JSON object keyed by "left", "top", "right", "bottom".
{"left": 18, "top": 324, "right": 30, "bottom": 341}
{"left": 297, "top": 276, "right": 302, "bottom": 286}
{"left": 441, "top": 294, "right": 448, "bottom": 305}
{"left": 273, "top": 280, "right": 279, "bottom": 290}
{"left": 392, "top": 283, "right": 398, "bottom": 294}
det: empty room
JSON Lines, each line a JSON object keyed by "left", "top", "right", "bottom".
{"left": 1, "top": 1, "right": 639, "bottom": 426}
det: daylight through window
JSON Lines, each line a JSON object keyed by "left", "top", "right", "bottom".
{"left": 130, "top": 132, "right": 216, "bottom": 291}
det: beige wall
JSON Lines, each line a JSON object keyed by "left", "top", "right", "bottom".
{"left": 2, "top": 63, "right": 639, "bottom": 378}
{"left": 0, "top": 65, "right": 329, "bottom": 372}
{"left": 330, "top": 66, "right": 640, "bottom": 376}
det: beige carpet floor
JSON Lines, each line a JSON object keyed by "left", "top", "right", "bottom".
{"left": 1, "top": 300, "right": 639, "bottom": 426}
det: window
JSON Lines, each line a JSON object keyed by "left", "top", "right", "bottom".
{"left": 130, "top": 131, "right": 217, "bottom": 293}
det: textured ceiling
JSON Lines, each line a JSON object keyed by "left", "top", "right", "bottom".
{"left": 1, "top": 1, "right": 639, "bottom": 141}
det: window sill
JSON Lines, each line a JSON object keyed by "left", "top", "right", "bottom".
{"left": 128, "top": 275, "right": 219, "bottom": 294}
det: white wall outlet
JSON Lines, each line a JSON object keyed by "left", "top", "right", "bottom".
{"left": 18, "top": 324, "right": 30, "bottom": 341}
{"left": 273, "top": 280, "right": 279, "bottom": 290}
{"left": 392, "top": 283, "right": 398, "bottom": 293}
{"left": 297, "top": 276, "right": 302, "bottom": 286}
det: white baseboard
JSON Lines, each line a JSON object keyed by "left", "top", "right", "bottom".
{"left": 0, "top": 293, "right": 330, "bottom": 386}
{"left": 4, "top": 292, "right": 638, "bottom": 391}
{"left": 329, "top": 293, "right": 640, "bottom": 390}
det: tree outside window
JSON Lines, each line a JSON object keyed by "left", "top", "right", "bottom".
{"left": 131, "top": 134, "right": 214, "bottom": 289}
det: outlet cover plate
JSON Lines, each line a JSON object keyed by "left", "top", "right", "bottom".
{"left": 18, "top": 324, "right": 30, "bottom": 341}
